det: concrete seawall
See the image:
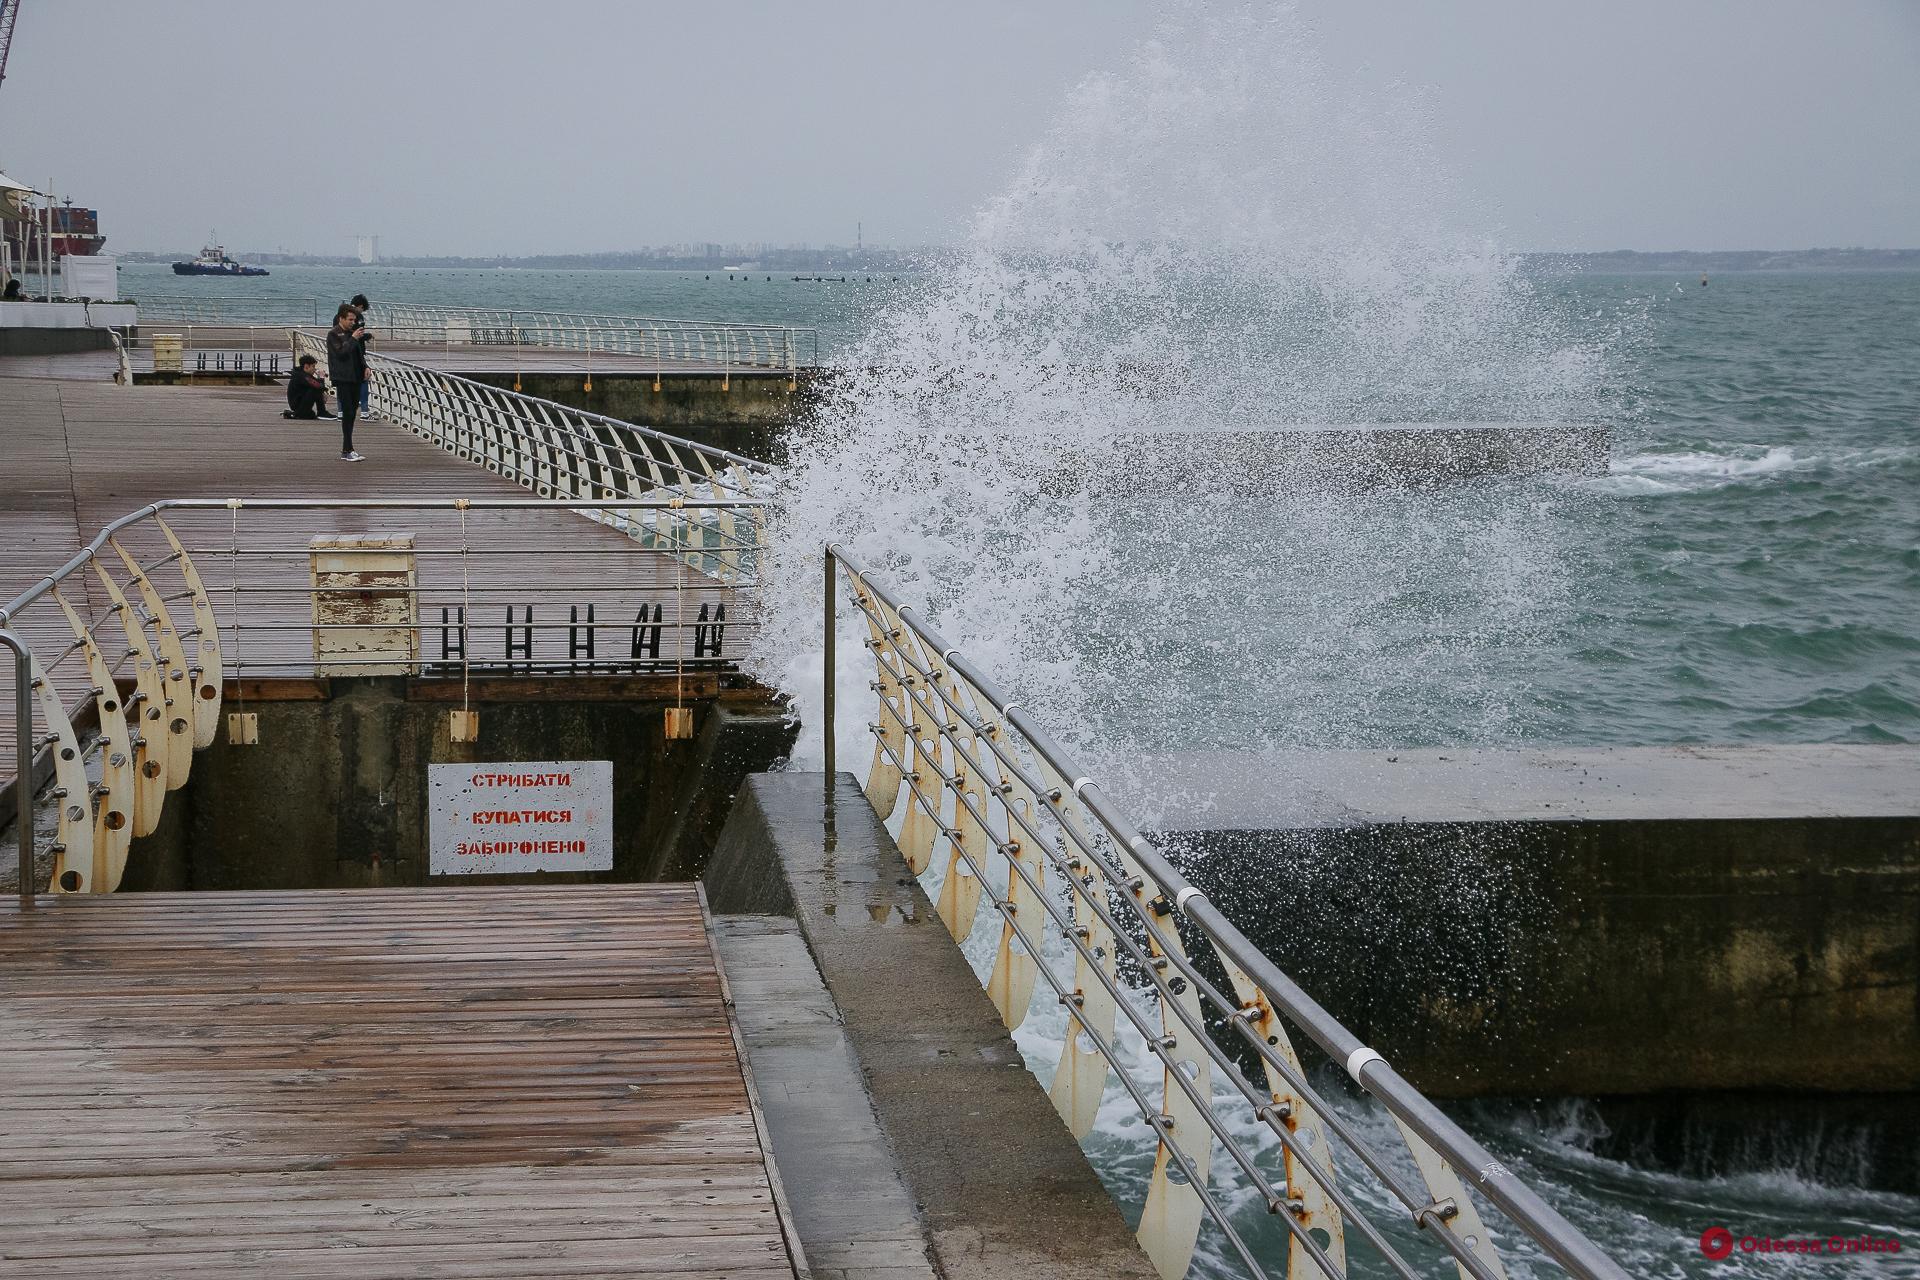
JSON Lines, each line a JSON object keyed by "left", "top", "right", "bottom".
{"left": 114, "top": 675, "right": 793, "bottom": 891}
{"left": 0, "top": 325, "right": 115, "bottom": 358}
{"left": 470, "top": 369, "right": 1610, "bottom": 484}
{"left": 1131, "top": 746, "right": 1919, "bottom": 1099}
{"left": 466, "top": 370, "right": 805, "bottom": 458}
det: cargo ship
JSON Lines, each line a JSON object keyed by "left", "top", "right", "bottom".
{"left": 0, "top": 189, "right": 106, "bottom": 271}
{"left": 172, "top": 242, "right": 268, "bottom": 277}
{"left": 46, "top": 201, "right": 104, "bottom": 255}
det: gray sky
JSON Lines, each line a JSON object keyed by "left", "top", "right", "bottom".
{"left": 3, "top": 0, "right": 1915, "bottom": 256}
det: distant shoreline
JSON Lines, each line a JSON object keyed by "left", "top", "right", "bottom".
{"left": 1523, "top": 248, "right": 1920, "bottom": 274}
{"left": 110, "top": 247, "right": 1919, "bottom": 273}
{"left": 113, "top": 251, "right": 928, "bottom": 272}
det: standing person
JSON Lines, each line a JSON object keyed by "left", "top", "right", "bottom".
{"left": 326, "top": 304, "right": 369, "bottom": 461}
{"left": 349, "top": 293, "right": 377, "bottom": 421}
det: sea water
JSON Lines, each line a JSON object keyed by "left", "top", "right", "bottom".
{"left": 119, "top": 264, "right": 1920, "bottom": 756}
{"left": 117, "top": 259, "right": 880, "bottom": 349}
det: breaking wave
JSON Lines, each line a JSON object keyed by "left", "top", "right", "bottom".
{"left": 746, "top": 2, "right": 1616, "bottom": 771}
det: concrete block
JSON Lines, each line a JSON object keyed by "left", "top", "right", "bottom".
{"left": 707, "top": 773, "right": 1156, "bottom": 1280}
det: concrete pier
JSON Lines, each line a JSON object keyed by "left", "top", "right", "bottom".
{"left": 101, "top": 675, "right": 792, "bottom": 894}
{"left": 1128, "top": 745, "right": 1920, "bottom": 1099}
{"left": 705, "top": 772, "right": 1156, "bottom": 1280}
{"left": 1099, "top": 423, "right": 1610, "bottom": 488}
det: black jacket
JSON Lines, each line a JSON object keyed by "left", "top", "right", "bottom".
{"left": 326, "top": 326, "right": 368, "bottom": 383}
{"left": 287, "top": 366, "right": 327, "bottom": 417}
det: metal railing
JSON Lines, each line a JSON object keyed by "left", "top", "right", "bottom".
{"left": 372, "top": 303, "right": 818, "bottom": 372}
{"left": 1, "top": 496, "right": 764, "bottom": 901}
{"left": 129, "top": 297, "right": 820, "bottom": 370}
{"left": 822, "top": 546, "right": 1630, "bottom": 1280}
{"left": 1, "top": 630, "right": 29, "bottom": 905}
{"left": 291, "top": 332, "right": 773, "bottom": 582}
{"left": 110, "top": 325, "right": 294, "bottom": 377}
{"left": 133, "top": 295, "right": 327, "bottom": 325}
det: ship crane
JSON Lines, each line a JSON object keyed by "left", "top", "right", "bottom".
{"left": 0, "top": 0, "right": 19, "bottom": 98}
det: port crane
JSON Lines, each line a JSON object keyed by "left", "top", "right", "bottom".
{"left": 0, "top": 0, "right": 19, "bottom": 98}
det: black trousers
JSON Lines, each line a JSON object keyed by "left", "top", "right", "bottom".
{"left": 288, "top": 383, "right": 325, "bottom": 419}
{"left": 335, "top": 380, "right": 360, "bottom": 452}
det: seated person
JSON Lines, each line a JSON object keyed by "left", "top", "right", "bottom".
{"left": 283, "top": 354, "right": 333, "bottom": 419}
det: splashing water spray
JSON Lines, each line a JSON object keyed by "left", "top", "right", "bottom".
{"left": 751, "top": 4, "right": 1614, "bottom": 785}
{"left": 747, "top": 8, "right": 1629, "bottom": 1276}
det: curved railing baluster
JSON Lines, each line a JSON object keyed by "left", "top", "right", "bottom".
{"left": 5, "top": 493, "right": 762, "bottom": 901}
{"left": 29, "top": 655, "right": 96, "bottom": 894}
{"left": 291, "top": 331, "right": 769, "bottom": 583}
{"left": 365, "top": 302, "right": 814, "bottom": 373}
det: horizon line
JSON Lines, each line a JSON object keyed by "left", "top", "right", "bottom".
{"left": 107, "top": 244, "right": 1920, "bottom": 258}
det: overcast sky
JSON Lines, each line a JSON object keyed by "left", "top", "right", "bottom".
{"left": 3, "top": 0, "right": 1915, "bottom": 256}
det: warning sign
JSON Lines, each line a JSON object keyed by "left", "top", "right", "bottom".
{"left": 428, "top": 761, "right": 613, "bottom": 875}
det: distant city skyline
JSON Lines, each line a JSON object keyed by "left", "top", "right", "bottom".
{"left": 3, "top": 1, "right": 1916, "bottom": 257}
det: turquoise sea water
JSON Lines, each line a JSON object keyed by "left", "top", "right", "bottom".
{"left": 122, "top": 262, "right": 1919, "bottom": 750}
{"left": 1056, "top": 269, "right": 1920, "bottom": 761}
{"left": 1542, "top": 269, "right": 1920, "bottom": 747}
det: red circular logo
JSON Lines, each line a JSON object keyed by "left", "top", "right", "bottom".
{"left": 1700, "top": 1227, "right": 1735, "bottom": 1260}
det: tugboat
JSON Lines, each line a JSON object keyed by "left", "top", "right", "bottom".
{"left": 172, "top": 241, "right": 269, "bottom": 277}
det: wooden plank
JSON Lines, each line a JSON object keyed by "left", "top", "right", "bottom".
{"left": 0, "top": 884, "right": 796, "bottom": 1278}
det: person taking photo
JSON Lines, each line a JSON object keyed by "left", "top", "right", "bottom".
{"left": 325, "top": 304, "right": 370, "bottom": 461}
{"left": 349, "top": 293, "right": 378, "bottom": 421}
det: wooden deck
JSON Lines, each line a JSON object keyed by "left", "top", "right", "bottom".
{"left": 0, "top": 375, "right": 745, "bottom": 782}
{"left": 0, "top": 883, "right": 796, "bottom": 1278}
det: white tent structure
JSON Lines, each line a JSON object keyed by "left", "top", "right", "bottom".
{"left": 0, "top": 170, "right": 33, "bottom": 220}
{"left": 0, "top": 170, "right": 42, "bottom": 287}
{"left": 0, "top": 171, "right": 31, "bottom": 218}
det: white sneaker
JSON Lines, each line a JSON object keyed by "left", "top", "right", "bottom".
{"left": 341, "top": 451, "right": 365, "bottom": 462}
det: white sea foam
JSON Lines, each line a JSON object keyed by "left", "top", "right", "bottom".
{"left": 1589, "top": 444, "right": 1919, "bottom": 495}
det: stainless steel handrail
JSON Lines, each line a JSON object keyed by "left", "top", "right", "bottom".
{"left": 0, "top": 496, "right": 759, "bottom": 626}
{"left": 378, "top": 300, "right": 803, "bottom": 333}
{"left": 823, "top": 543, "right": 1631, "bottom": 1280}
{"left": 290, "top": 332, "right": 772, "bottom": 581}
{"left": 118, "top": 324, "right": 298, "bottom": 349}
{"left": 130, "top": 297, "right": 821, "bottom": 367}
{"left": 133, "top": 296, "right": 324, "bottom": 325}
{"left": 293, "top": 332, "right": 769, "bottom": 473}
{"left": 372, "top": 303, "right": 819, "bottom": 371}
